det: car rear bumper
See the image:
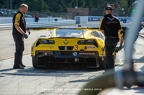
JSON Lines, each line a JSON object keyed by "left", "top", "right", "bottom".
{"left": 32, "top": 50, "right": 105, "bottom": 68}
{"left": 35, "top": 51, "right": 98, "bottom": 58}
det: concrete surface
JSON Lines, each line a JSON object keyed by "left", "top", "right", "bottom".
{"left": 0, "top": 28, "right": 144, "bottom": 95}
{"left": 0, "top": 29, "right": 104, "bottom": 95}
{"left": 0, "top": 54, "right": 104, "bottom": 95}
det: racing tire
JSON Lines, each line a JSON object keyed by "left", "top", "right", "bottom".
{"left": 32, "top": 56, "right": 39, "bottom": 69}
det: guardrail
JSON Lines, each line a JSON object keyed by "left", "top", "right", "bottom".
{"left": 0, "top": 17, "right": 132, "bottom": 30}
{"left": 0, "top": 17, "right": 76, "bottom": 30}
{"left": 0, "top": 17, "right": 65, "bottom": 24}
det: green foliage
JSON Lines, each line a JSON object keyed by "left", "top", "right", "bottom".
{"left": 0, "top": 0, "right": 136, "bottom": 13}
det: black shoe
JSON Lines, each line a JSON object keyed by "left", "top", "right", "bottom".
{"left": 137, "top": 84, "right": 144, "bottom": 87}
{"left": 20, "top": 64, "right": 26, "bottom": 67}
{"left": 13, "top": 66, "right": 24, "bottom": 69}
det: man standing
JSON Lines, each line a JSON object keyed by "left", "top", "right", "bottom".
{"left": 12, "top": 3, "right": 30, "bottom": 69}
{"left": 99, "top": 6, "right": 123, "bottom": 71}
{"left": 34, "top": 11, "right": 39, "bottom": 22}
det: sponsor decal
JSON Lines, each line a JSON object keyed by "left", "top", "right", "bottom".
{"left": 73, "top": 52, "right": 77, "bottom": 56}
{"left": 42, "top": 46, "right": 54, "bottom": 49}
{"left": 63, "top": 39, "right": 69, "bottom": 45}
{"left": 101, "top": 48, "right": 105, "bottom": 52}
{"left": 84, "top": 46, "right": 87, "bottom": 50}
{"left": 74, "top": 44, "right": 78, "bottom": 50}
{"left": 49, "top": 46, "right": 54, "bottom": 49}
{"left": 79, "top": 53, "right": 95, "bottom": 55}
{"left": 86, "top": 46, "right": 95, "bottom": 49}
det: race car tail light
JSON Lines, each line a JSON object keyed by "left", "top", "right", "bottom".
{"left": 79, "top": 51, "right": 96, "bottom": 56}
{"left": 36, "top": 39, "right": 55, "bottom": 46}
{"left": 77, "top": 40, "right": 98, "bottom": 47}
{"left": 39, "top": 39, "right": 55, "bottom": 44}
{"left": 36, "top": 50, "right": 53, "bottom": 57}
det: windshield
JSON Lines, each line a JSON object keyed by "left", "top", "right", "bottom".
{"left": 56, "top": 29, "right": 84, "bottom": 37}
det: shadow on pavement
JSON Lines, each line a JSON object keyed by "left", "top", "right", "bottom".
{"left": 69, "top": 79, "right": 91, "bottom": 83}
{"left": 0, "top": 68, "right": 13, "bottom": 72}
{"left": 135, "top": 56, "right": 144, "bottom": 63}
{"left": 0, "top": 67, "right": 103, "bottom": 77}
{"left": 123, "top": 86, "right": 144, "bottom": 94}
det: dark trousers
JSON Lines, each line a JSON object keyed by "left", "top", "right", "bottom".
{"left": 104, "top": 37, "right": 118, "bottom": 71}
{"left": 35, "top": 17, "right": 39, "bottom": 22}
{"left": 13, "top": 35, "right": 24, "bottom": 67}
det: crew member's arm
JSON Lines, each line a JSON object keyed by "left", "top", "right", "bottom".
{"left": 118, "top": 20, "right": 124, "bottom": 48}
{"left": 15, "top": 25, "right": 25, "bottom": 34}
{"left": 26, "top": 27, "right": 30, "bottom": 35}
{"left": 14, "top": 13, "right": 25, "bottom": 35}
{"left": 118, "top": 29, "right": 124, "bottom": 48}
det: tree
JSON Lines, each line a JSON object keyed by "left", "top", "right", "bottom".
{"left": 0, "top": 0, "right": 133, "bottom": 16}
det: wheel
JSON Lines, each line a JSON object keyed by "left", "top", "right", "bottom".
{"left": 32, "top": 56, "right": 38, "bottom": 69}
{"left": 98, "top": 57, "right": 105, "bottom": 69}
{"left": 32, "top": 56, "right": 48, "bottom": 69}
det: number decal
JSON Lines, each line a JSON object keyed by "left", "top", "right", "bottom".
{"left": 74, "top": 44, "right": 78, "bottom": 50}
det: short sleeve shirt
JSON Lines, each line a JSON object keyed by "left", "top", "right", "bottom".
{"left": 12, "top": 11, "right": 26, "bottom": 36}
{"left": 99, "top": 14, "right": 122, "bottom": 38}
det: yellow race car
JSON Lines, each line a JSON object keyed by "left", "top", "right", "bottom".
{"left": 31, "top": 28, "right": 105, "bottom": 69}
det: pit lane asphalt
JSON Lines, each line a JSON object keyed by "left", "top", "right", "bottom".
{"left": 0, "top": 29, "right": 104, "bottom": 95}
{"left": 0, "top": 29, "right": 51, "bottom": 60}
{"left": 0, "top": 29, "right": 144, "bottom": 95}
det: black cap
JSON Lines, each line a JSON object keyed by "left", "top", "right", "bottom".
{"left": 105, "top": 6, "right": 113, "bottom": 10}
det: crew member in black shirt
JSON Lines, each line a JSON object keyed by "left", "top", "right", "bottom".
{"left": 99, "top": 6, "right": 123, "bottom": 71}
{"left": 12, "top": 3, "right": 30, "bottom": 69}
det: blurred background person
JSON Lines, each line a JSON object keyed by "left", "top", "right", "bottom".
{"left": 34, "top": 11, "right": 39, "bottom": 22}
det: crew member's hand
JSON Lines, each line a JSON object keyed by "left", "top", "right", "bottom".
{"left": 119, "top": 46, "right": 123, "bottom": 50}
{"left": 28, "top": 29, "right": 30, "bottom": 35}
{"left": 23, "top": 33, "right": 28, "bottom": 39}
{"left": 115, "top": 46, "right": 123, "bottom": 53}
{"left": 26, "top": 27, "right": 30, "bottom": 35}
